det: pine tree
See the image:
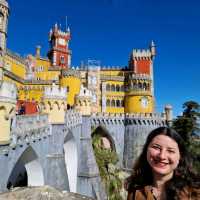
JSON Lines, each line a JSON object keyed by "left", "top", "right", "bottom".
{"left": 172, "top": 101, "right": 200, "bottom": 172}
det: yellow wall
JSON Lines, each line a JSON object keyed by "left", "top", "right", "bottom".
{"left": 34, "top": 58, "right": 61, "bottom": 81}
{"left": 101, "top": 70, "right": 124, "bottom": 76}
{"left": 106, "top": 107, "right": 124, "bottom": 113}
{"left": 60, "top": 76, "right": 81, "bottom": 106}
{"left": 4, "top": 55, "right": 26, "bottom": 79}
{"left": 125, "top": 95, "right": 153, "bottom": 113}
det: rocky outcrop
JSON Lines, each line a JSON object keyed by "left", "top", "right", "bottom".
{"left": 0, "top": 186, "right": 94, "bottom": 200}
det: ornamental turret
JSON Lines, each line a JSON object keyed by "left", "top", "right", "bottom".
{"left": 75, "top": 84, "right": 92, "bottom": 116}
{"left": 40, "top": 82, "right": 67, "bottom": 123}
{"left": 47, "top": 24, "right": 71, "bottom": 69}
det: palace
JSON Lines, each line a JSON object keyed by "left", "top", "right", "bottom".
{"left": 0, "top": 2, "right": 173, "bottom": 198}
{"left": 0, "top": 1, "right": 156, "bottom": 116}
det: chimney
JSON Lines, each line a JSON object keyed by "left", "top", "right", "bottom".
{"left": 36, "top": 45, "right": 41, "bottom": 58}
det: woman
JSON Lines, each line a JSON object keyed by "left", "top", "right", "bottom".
{"left": 126, "top": 127, "right": 200, "bottom": 200}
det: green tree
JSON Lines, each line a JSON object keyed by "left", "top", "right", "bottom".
{"left": 172, "top": 100, "right": 200, "bottom": 172}
{"left": 92, "top": 134, "right": 128, "bottom": 200}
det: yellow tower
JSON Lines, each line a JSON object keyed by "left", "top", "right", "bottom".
{"left": 40, "top": 82, "right": 67, "bottom": 124}
{"left": 0, "top": 81, "right": 17, "bottom": 144}
{"left": 125, "top": 41, "right": 156, "bottom": 113}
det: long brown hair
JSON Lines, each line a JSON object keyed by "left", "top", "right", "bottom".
{"left": 126, "top": 127, "right": 198, "bottom": 199}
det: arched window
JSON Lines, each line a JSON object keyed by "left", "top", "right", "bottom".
{"left": 106, "top": 99, "right": 110, "bottom": 107}
{"left": 121, "top": 100, "right": 124, "bottom": 107}
{"left": 138, "top": 82, "right": 142, "bottom": 89}
{"left": 116, "top": 85, "right": 120, "bottom": 92}
{"left": 116, "top": 100, "right": 120, "bottom": 107}
{"left": 106, "top": 84, "right": 110, "bottom": 91}
{"left": 133, "top": 81, "right": 137, "bottom": 89}
{"left": 143, "top": 82, "right": 147, "bottom": 90}
{"left": 60, "top": 56, "right": 65, "bottom": 64}
{"left": 111, "top": 84, "right": 115, "bottom": 91}
{"left": 111, "top": 99, "right": 115, "bottom": 107}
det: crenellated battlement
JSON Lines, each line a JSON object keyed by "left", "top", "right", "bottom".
{"left": 91, "top": 112, "right": 166, "bottom": 126}
{"left": 43, "top": 83, "right": 67, "bottom": 100}
{"left": 49, "top": 24, "right": 70, "bottom": 40}
{"left": 77, "top": 85, "right": 92, "bottom": 98}
{"left": 65, "top": 109, "right": 82, "bottom": 129}
{"left": 101, "top": 66, "right": 123, "bottom": 70}
{"left": 10, "top": 114, "right": 50, "bottom": 148}
{"left": 132, "top": 49, "right": 152, "bottom": 60}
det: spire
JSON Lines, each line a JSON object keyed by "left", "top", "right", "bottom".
{"left": 54, "top": 23, "right": 58, "bottom": 30}
{"left": 150, "top": 40, "right": 156, "bottom": 58}
{"left": 67, "top": 26, "right": 70, "bottom": 33}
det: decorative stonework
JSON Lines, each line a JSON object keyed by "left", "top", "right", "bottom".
{"left": 0, "top": 81, "right": 17, "bottom": 104}
{"left": 44, "top": 82, "right": 67, "bottom": 100}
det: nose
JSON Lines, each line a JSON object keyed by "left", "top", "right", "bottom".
{"left": 158, "top": 149, "right": 166, "bottom": 160}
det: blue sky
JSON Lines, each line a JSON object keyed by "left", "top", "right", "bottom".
{"left": 7, "top": 0, "right": 200, "bottom": 117}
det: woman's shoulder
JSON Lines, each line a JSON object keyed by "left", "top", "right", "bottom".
{"left": 178, "top": 186, "right": 200, "bottom": 200}
{"left": 127, "top": 185, "right": 154, "bottom": 200}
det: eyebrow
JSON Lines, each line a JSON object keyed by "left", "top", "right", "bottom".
{"left": 151, "top": 143, "right": 176, "bottom": 150}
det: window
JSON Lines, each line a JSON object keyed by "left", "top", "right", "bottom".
{"left": 106, "top": 99, "right": 110, "bottom": 106}
{"left": 111, "top": 84, "right": 115, "bottom": 91}
{"left": 116, "top": 100, "right": 120, "bottom": 107}
{"left": 116, "top": 85, "right": 120, "bottom": 92}
{"left": 106, "top": 84, "right": 110, "bottom": 91}
{"left": 60, "top": 56, "right": 65, "bottom": 64}
{"left": 111, "top": 99, "right": 115, "bottom": 107}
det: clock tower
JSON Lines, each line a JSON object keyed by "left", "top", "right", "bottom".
{"left": 47, "top": 23, "right": 71, "bottom": 69}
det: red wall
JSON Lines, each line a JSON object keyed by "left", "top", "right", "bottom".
{"left": 136, "top": 60, "right": 151, "bottom": 74}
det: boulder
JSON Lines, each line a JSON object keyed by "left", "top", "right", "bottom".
{"left": 0, "top": 186, "right": 94, "bottom": 200}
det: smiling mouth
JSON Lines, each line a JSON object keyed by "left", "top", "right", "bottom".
{"left": 153, "top": 160, "right": 169, "bottom": 167}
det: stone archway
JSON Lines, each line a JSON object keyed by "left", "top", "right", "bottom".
{"left": 92, "top": 126, "right": 116, "bottom": 151}
{"left": 64, "top": 131, "right": 78, "bottom": 193}
{"left": 7, "top": 146, "right": 44, "bottom": 189}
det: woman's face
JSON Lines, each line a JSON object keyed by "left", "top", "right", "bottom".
{"left": 147, "top": 134, "right": 180, "bottom": 177}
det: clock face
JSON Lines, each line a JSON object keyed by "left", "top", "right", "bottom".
{"left": 58, "top": 38, "right": 66, "bottom": 46}
{"left": 141, "top": 97, "right": 148, "bottom": 108}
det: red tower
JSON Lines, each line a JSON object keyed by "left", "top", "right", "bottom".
{"left": 47, "top": 24, "right": 71, "bottom": 69}
{"left": 129, "top": 41, "right": 156, "bottom": 75}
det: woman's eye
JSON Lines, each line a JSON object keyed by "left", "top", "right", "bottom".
{"left": 152, "top": 145, "right": 160, "bottom": 150}
{"left": 168, "top": 150, "right": 175, "bottom": 153}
